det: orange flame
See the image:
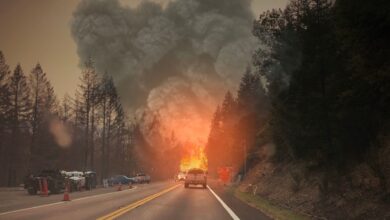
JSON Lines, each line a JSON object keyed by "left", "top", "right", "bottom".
{"left": 180, "top": 145, "right": 208, "bottom": 172}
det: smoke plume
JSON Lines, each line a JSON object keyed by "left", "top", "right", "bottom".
{"left": 71, "top": 0, "right": 259, "bottom": 144}
{"left": 49, "top": 118, "right": 72, "bottom": 148}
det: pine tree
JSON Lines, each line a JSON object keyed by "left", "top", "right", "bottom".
{"left": 7, "top": 64, "right": 31, "bottom": 186}
{"left": 28, "top": 63, "right": 58, "bottom": 170}
{"left": 0, "top": 51, "right": 11, "bottom": 125}
{"left": 29, "top": 64, "right": 49, "bottom": 164}
{"left": 208, "top": 105, "right": 222, "bottom": 143}
{"left": 77, "top": 58, "right": 99, "bottom": 169}
{"left": 220, "top": 91, "right": 236, "bottom": 122}
{"left": 236, "top": 66, "right": 266, "bottom": 115}
{"left": 59, "top": 94, "right": 73, "bottom": 122}
{"left": 112, "top": 102, "right": 127, "bottom": 174}
{"left": 205, "top": 105, "right": 222, "bottom": 172}
{"left": 0, "top": 51, "right": 11, "bottom": 186}
{"left": 99, "top": 73, "right": 119, "bottom": 178}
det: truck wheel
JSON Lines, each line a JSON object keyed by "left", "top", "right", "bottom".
{"left": 28, "top": 188, "right": 37, "bottom": 195}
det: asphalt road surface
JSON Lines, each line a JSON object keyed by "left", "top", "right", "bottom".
{"left": 0, "top": 181, "right": 271, "bottom": 220}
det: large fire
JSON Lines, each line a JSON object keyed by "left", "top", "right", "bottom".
{"left": 180, "top": 145, "right": 208, "bottom": 172}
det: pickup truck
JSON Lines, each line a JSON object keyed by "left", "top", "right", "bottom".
{"left": 184, "top": 168, "right": 207, "bottom": 189}
{"left": 61, "top": 170, "right": 97, "bottom": 191}
{"left": 134, "top": 173, "right": 151, "bottom": 184}
{"left": 63, "top": 171, "right": 86, "bottom": 192}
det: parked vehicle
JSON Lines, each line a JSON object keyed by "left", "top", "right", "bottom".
{"left": 64, "top": 171, "right": 86, "bottom": 192}
{"left": 24, "top": 169, "right": 66, "bottom": 195}
{"left": 134, "top": 173, "right": 151, "bottom": 184}
{"left": 109, "top": 175, "right": 135, "bottom": 185}
{"left": 184, "top": 168, "right": 207, "bottom": 189}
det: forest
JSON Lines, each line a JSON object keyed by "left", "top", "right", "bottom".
{"left": 205, "top": 0, "right": 389, "bottom": 218}
{"left": 0, "top": 56, "right": 135, "bottom": 186}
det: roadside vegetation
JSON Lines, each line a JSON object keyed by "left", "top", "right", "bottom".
{"left": 0, "top": 56, "right": 134, "bottom": 186}
{"left": 234, "top": 189, "right": 309, "bottom": 220}
{"left": 205, "top": 0, "right": 390, "bottom": 219}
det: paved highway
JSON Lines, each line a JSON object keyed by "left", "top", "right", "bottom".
{"left": 0, "top": 181, "right": 271, "bottom": 220}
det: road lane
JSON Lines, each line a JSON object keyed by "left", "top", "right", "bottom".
{"left": 0, "top": 185, "right": 136, "bottom": 213}
{"left": 97, "top": 184, "right": 181, "bottom": 220}
{"left": 1, "top": 181, "right": 271, "bottom": 220}
{"left": 0, "top": 182, "right": 176, "bottom": 220}
{"left": 115, "top": 184, "right": 233, "bottom": 220}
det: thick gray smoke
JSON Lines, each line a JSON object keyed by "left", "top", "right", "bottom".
{"left": 71, "top": 0, "right": 259, "bottom": 144}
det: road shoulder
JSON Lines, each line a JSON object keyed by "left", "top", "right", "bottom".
{"left": 208, "top": 181, "right": 272, "bottom": 220}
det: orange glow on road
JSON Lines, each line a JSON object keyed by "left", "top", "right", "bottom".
{"left": 180, "top": 145, "right": 208, "bottom": 172}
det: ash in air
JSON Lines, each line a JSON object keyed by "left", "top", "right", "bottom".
{"left": 71, "top": 0, "right": 259, "bottom": 144}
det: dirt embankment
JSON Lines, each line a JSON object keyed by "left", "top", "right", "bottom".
{"left": 238, "top": 142, "right": 390, "bottom": 219}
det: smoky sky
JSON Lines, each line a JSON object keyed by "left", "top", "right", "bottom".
{"left": 71, "top": 0, "right": 260, "bottom": 143}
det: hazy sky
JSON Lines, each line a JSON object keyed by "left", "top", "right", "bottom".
{"left": 0, "top": 0, "right": 288, "bottom": 98}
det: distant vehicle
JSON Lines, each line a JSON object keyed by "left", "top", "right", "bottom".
{"left": 64, "top": 171, "right": 86, "bottom": 192}
{"left": 24, "top": 169, "right": 66, "bottom": 195}
{"left": 176, "top": 172, "right": 186, "bottom": 181}
{"left": 109, "top": 175, "right": 135, "bottom": 185}
{"left": 185, "top": 168, "right": 207, "bottom": 189}
{"left": 84, "top": 171, "right": 97, "bottom": 190}
{"left": 134, "top": 173, "right": 151, "bottom": 184}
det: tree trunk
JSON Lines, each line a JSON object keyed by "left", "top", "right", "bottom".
{"left": 101, "top": 98, "right": 106, "bottom": 180}
{"left": 90, "top": 104, "right": 95, "bottom": 170}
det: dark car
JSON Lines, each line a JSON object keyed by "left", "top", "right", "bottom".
{"left": 109, "top": 175, "right": 134, "bottom": 185}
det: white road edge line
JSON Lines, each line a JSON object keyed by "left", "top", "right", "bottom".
{"left": 0, "top": 186, "right": 137, "bottom": 216}
{"left": 207, "top": 185, "right": 240, "bottom": 220}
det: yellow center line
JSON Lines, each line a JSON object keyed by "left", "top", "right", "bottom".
{"left": 97, "top": 184, "right": 181, "bottom": 220}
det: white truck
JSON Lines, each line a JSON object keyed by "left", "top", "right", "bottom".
{"left": 63, "top": 171, "right": 86, "bottom": 191}
{"left": 184, "top": 168, "right": 207, "bottom": 189}
{"left": 134, "top": 173, "right": 151, "bottom": 184}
